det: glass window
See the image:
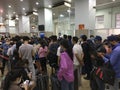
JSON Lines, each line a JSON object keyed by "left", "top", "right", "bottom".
{"left": 95, "top": 15, "right": 104, "bottom": 29}
{"left": 116, "top": 14, "right": 120, "bottom": 28}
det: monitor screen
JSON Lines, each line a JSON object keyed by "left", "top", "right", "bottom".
{"left": 38, "top": 25, "right": 45, "bottom": 31}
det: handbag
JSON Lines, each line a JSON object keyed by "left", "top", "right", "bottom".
{"left": 95, "top": 61, "right": 115, "bottom": 85}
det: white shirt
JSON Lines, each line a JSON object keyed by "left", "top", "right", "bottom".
{"left": 57, "top": 46, "right": 61, "bottom": 57}
{"left": 73, "top": 43, "right": 83, "bottom": 66}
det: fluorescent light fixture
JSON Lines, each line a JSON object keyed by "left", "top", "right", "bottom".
{"left": 36, "top": 2, "right": 39, "bottom": 5}
{"left": 16, "top": 17, "right": 19, "bottom": 20}
{"left": 60, "top": 14, "right": 64, "bottom": 17}
{"left": 20, "top": 0, "right": 23, "bottom": 2}
{"left": 67, "top": 9, "right": 71, "bottom": 13}
{"left": 6, "top": 15, "right": 8, "bottom": 17}
{"left": 8, "top": 5, "right": 12, "bottom": 8}
{"left": 23, "top": 8, "right": 25, "bottom": 10}
{"left": 13, "top": 12, "right": 16, "bottom": 14}
{"left": 112, "top": 0, "right": 115, "bottom": 1}
{"left": 48, "top": 5, "right": 52, "bottom": 8}
{"left": 67, "top": 0, "right": 72, "bottom": 2}
{"left": 33, "top": 8, "right": 37, "bottom": 12}
{"left": 64, "top": 2, "right": 71, "bottom": 7}
{"left": 0, "top": 10, "right": 3, "bottom": 13}
{"left": 33, "top": 12, "right": 38, "bottom": 15}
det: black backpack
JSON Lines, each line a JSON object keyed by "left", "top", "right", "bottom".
{"left": 95, "top": 61, "right": 115, "bottom": 85}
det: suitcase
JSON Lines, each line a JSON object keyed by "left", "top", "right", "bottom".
{"left": 51, "top": 74, "right": 61, "bottom": 90}
{"left": 34, "top": 74, "right": 49, "bottom": 90}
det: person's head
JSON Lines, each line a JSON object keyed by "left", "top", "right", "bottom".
{"left": 107, "top": 35, "right": 119, "bottom": 46}
{"left": 60, "top": 39, "right": 69, "bottom": 51}
{"left": 5, "top": 38, "right": 10, "bottom": 45}
{"left": 72, "top": 36, "right": 78, "bottom": 44}
{"left": 51, "top": 35, "right": 57, "bottom": 42}
{"left": 63, "top": 34, "right": 68, "bottom": 40}
{"left": 90, "top": 35, "right": 94, "bottom": 39}
{"left": 40, "top": 40, "right": 47, "bottom": 48}
{"left": 23, "top": 36, "right": 30, "bottom": 43}
{"left": 103, "top": 41, "right": 112, "bottom": 54}
{"left": 60, "top": 39, "right": 73, "bottom": 60}
{"left": 97, "top": 45, "right": 106, "bottom": 57}
{"left": 68, "top": 35, "right": 72, "bottom": 41}
{"left": 80, "top": 35, "right": 87, "bottom": 41}
{"left": 94, "top": 36, "right": 102, "bottom": 44}
{"left": 3, "top": 69, "right": 22, "bottom": 90}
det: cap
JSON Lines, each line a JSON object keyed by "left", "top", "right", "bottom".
{"left": 107, "top": 35, "right": 118, "bottom": 42}
{"left": 94, "top": 36, "right": 102, "bottom": 41}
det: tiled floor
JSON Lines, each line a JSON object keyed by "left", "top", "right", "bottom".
{"left": 79, "top": 76, "right": 91, "bottom": 90}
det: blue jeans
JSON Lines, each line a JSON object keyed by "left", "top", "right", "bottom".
{"left": 61, "top": 78, "right": 74, "bottom": 90}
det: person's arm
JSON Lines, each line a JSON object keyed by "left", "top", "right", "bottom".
{"left": 74, "top": 47, "right": 84, "bottom": 65}
{"left": 110, "top": 49, "right": 120, "bottom": 66}
{"left": 75, "top": 53, "right": 84, "bottom": 65}
{"left": 18, "top": 47, "right": 22, "bottom": 59}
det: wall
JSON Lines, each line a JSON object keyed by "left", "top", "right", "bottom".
{"left": 96, "top": 6, "right": 120, "bottom": 29}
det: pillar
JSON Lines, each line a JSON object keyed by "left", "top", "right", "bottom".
{"left": 38, "top": 8, "right": 53, "bottom": 32}
{"left": 19, "top": 16, "right": 30, "bottom": 33}
{"left": 75, "top": 0, "right": 96, "bottom": 30}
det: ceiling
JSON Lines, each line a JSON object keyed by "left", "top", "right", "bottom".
{"left": 0, "top": 0, "right": 120, "bottom": 21}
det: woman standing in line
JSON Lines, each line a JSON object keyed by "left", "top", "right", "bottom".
{"left": 57, "top": 39, "right": 74, "bottom": 90}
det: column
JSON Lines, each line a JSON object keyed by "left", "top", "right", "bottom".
{"left": 19, "top": 16, "right": 30, "bottom": 33}
{"left": 75, "top": 0, "right": 96, "bottom": 30}
{"left": 38, "top": 8, "right": 53, "bottom": 32}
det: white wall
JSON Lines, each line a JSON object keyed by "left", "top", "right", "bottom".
{"left": 45, "top": 8, "right": 53, "bottom": 32}
{"left": 96, "top": 6, "right": 120, "bottom": 29}
{"left": 75, "top": 0, "right": 96, "bottom": 30}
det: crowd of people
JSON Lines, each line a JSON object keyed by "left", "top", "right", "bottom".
{"left": 0, "top": 34, "right": 119, "bottom": 90}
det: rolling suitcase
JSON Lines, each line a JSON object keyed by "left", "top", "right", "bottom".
{"left": 34, "top": 74, "right": 49, "bottom": 90}
{"left": 51, "top": 74, "right": 61, "bottom": 90}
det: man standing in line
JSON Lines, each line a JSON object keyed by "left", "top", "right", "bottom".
{"left": 72, "top": 36, "right": 84, "bottom": 90}
{"left": 19, "top": 36, "right": 36, "bottom": 80}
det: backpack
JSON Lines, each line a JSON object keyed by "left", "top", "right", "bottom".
{"left": 95, "top": 61, "right": 115, "bottom": 85}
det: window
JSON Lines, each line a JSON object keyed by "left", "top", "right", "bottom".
{"left": 95, "top": 15, "right": 104, "bottom": 29}
{"left": 116, "top": 14, "right": 120, "bottom": 28}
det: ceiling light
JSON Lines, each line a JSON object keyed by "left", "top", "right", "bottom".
{"left": 64, "top": 2, "right": 71, "bottom": 7}
{"left": 48, "top": 5, "right": 52, "bottom": 8}
{"left": 36, "top": 2, "right": 39, "bottom": 5}
{"left": 13, "top": 12, "right": 16, "bottom": 14}
{"left": 23, "top": 8, "right": 25, "bottom": 10}
{"left": 33, "top": 8, "right": 37, "bottom": 12}
{"left": 16, "top": 15, "right": 18, "bottom": 17}
{"left": 112, "top": 0, "right": 115, "bottom": 1}
{"left": 67, "top": 0, "right": 72, "bottom": 2}
{"left": 20, "top": 0, "right": 23, "bottom": 1}
{"left": 67, "top": 9, "right": 71, "bottom": 13}
{"left": 6, "top": 15, "right": 8, "bottom": 17}
{"left": 8, "top": 5, "right": 12, "bottom": 8}
{"left": 0, "top": 10, "right": 3, "bottom": 13}
{"left": 33, "top": 12, "right": 38, "bottom": 15}
{"left": 60, "top": 14, "right": 64, "bottom": 17}
{"left": 53, "top": 13, "right": 55, "bottom": 15}
{"left": 16, "top": 17, "right": 19, "bottom": 20}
